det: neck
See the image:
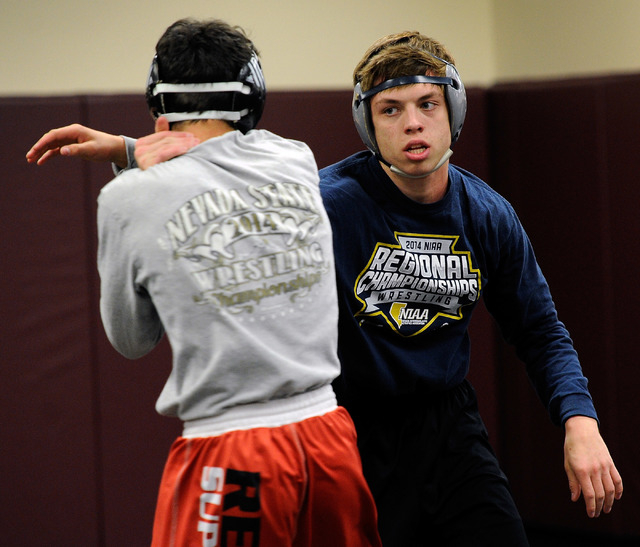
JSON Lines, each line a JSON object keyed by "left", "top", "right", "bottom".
{"left": 381, "top": 158, "right": 450, "bottom": 204}
{"left": 172, "top": 119, "right": 235, "bottom": 140}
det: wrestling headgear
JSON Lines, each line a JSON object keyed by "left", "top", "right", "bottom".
{"left": 145, "top": 51, "right": 266, "bottom": 133}
{"left": 352, "top": 54, "right": 467, "bottom": 156}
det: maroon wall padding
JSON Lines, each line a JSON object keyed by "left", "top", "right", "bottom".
{"left": 489, "top": 75, "right": 640, "bottom": 537}
{"left": 2, "top": 78, "right": 637, "bottom": 545}
{"left": 258, "top": 90, "right": 363, "bottom": 169}
{"left": 0, "top": 97, "right": 101, "bottom": 546}
{"left": 83, "top": 96, "right": 180, "bottom": 547}
{"left": 450, "top": 88, "right": 502, "bottom": 447}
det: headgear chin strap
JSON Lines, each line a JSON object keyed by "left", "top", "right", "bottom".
{"left": 352, "top": 53, "right": 467, "bottom": 178}
{"left": 389, "top": 149, "right": 453, "bottom": 179}
{"left": 145, "top": 52, "right": 266, "bottom": 133}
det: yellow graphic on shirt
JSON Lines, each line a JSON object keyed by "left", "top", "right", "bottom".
{"left": 355, "top": 232, "right": 481, "bottom": 336}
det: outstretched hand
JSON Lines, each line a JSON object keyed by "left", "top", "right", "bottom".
{"left": 564, "top": 416, "right": 623, "bottom": 518}
{"left": 26, "top": 124, "right": 128, "bottom": 168}
{"left": 134, "top": 116, "right": 200, "bottom": 170}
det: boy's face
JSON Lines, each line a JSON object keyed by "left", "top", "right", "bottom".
{"left": 369, "top": 82, "right": 451, "bottom": 178}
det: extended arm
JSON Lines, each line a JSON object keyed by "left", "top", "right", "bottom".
{"left": 483, "top": 208, "right": 623, "bottom": 518}
{"left": 26, "top": 117, "right": 198, "bottom": 171}
{"left": 26, "top": 124, "right": 128, "bottom": 168}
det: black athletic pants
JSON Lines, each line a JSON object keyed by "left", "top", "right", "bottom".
{"left": 350, "top": 380, "right": 530, "bottom": 547}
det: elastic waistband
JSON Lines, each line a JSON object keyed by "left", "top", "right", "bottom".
{"left": 182, "top": 384, "right": 337, "bottom": 438}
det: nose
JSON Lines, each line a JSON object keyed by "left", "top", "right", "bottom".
{"left": 404, "top": 106, "right": 424, "bottom": 133}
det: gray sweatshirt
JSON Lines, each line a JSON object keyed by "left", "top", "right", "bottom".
{"left": 98, "top": 129, "right": 340, "bottom": 424}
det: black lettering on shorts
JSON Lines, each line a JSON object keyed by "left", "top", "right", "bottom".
{"left": 220, "top": 469, "right": 261, "bottom": 546}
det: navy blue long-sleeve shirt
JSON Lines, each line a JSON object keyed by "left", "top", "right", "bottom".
{"left": 319, "top": 151, "right": 596, "bottom": 426}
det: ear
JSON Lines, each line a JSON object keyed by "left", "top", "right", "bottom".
{"left": 154, "top": 116, "right": 170, "bottom": 133}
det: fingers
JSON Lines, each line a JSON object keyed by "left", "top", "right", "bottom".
{"left": 566, "top": 470, "right": 581, "bottom": 503}
{"left": 586, "top": 474, "right": 604, "bottom": 518}
{"left": 26, "top": 146, "right": 60, "bottom": 165}
{"left": 604, "top": 464, "right": 623, "bottom": 514}
{"left": 601, "top": 472, "right": 616, "bottom": 514}
{"left": 26, "top": 124, "right": 89, "bottom": 165}
{"left": 26, "top": 130, "right": 64, "bottom": 165}
{"left": 570, "top": 463, "right": 623, "bottom": 518}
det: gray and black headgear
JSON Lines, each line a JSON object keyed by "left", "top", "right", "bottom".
{"left": 145, "top": 51, "right": 266, "bottom": 133}
{"left": 352, "top": 53, "right": 467, "bottom": 156}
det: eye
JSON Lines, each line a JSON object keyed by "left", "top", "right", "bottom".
{"left": 421, "top": 101, "right": 436, "bottom": 111}
{"left": 382, "top": 106, "right": 398, "bottom": 116}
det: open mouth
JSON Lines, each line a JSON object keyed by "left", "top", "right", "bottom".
{"left": 404, "top": 143, "right": 429, "bottom": 159}
{"left": 407, "top": 145, "right": 427, "bottom": 154}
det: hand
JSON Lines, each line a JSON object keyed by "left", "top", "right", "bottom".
{"left": 134, "top": 116, "right": 200, "bottom": 170}
{"left": 564, "top": 416, "right": 623, "bottom": 518}
{"left": 26, "top": 124, "right": 127, "bottom": 168}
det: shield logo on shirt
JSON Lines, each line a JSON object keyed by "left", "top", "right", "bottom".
{"left": 354, "top": 232, "right": 481, "bottom": 336}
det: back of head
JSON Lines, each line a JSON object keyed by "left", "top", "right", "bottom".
{"left": 146, "top": 18, "right": 266, "bottom": 132}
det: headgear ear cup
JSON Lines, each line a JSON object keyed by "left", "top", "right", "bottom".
{"left": 352, "top": 82, "right": 380, "bottom": 156}
{"left": 443, "top": 62, "right": 466, "bottom": 144}
{"left": 234, "top": 52, "right": 266, "bottom": 133}
{"left": 145, "top": 55, "right": 162, "bottom": 119}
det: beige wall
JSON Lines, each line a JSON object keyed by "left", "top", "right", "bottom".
{"left": 2, "top": 0, "right": 639, "bottom": 96}
{"left": 493, "top": 0, "right": 640, "bottom": 81}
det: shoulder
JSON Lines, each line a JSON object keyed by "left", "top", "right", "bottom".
{"left": 98, "top": 160, "right": 178, "bottom": 217}
{"left": 450, "top": 165, "right": 500, "bottom": 199}
{"left": 320, "top": 151, "right": 370, "bottom": 183}
{"left": 450, "top": 164, "right": 518, "bottom": 221}
{"left": 319, "top": 151, "right": 372, "bottom": 198}
{"left": 99, "top": 168, "right": 142, "bottom": 204}
{"left": 237, "top": 129, "right": 319, "bottom": 174}
{"left": 244, "top": 129, "right": 314, "bottom": 156}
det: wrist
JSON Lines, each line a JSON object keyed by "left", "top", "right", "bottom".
{"left": 111, "top": 135, "right": 128, "bottom": 169}
{"left": 564, "top": 415, "right": 598, "bottom": 435}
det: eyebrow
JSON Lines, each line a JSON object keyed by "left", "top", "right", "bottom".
{"left": 373, "top": 90, "right": 440, "bottom": 106}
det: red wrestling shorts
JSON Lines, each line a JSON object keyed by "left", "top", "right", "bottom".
{"left": 151, "top": 405, "right": 381, "bottom": 547}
